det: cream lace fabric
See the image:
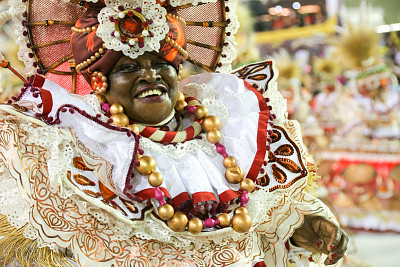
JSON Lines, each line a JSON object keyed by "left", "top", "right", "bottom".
{"left": 0, "top": 62, "right": 339, "bottom": 266}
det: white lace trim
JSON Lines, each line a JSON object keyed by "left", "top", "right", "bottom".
{"left": 97, "top": 0, "right": 169, "bottom": 60}
{"left": 216, "top": 0, "right": 239, "bottom": 73}
{"left": 169, "top": 0, "right": 218, "bottom": 6}
{"left": 8, "top": 0, "right": 36, "bottom": 75}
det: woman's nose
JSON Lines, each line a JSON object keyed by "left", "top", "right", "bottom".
{"left": 138, "top": 68, "right": 162, "bottom": 83}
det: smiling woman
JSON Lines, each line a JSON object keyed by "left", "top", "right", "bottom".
{"left": 106, "top": 53, "right": 179, "bottom": 124}
{"left": 0, "top": 0, "right": 348, "bottom": 266}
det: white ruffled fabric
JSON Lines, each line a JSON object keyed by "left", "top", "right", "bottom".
{"left": 0, "top": 68, "right": 343, "bottom": 266}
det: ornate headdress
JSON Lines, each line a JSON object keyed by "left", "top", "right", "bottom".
{"left": 7, "top": 0, "right": 239, "bottom": 95}
{"left": 332, "top": 22, "right": 391, "bottom": 91}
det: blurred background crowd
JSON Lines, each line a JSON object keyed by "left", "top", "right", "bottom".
{"left": 1, "top": 0, "right": 399, "bottom": 266}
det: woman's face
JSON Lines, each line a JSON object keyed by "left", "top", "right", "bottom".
{"left": 106, "top": 52, "right": 179, "bottom": 124}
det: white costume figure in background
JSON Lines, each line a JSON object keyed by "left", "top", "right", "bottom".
{"left": 0, "top": 0, "right": 347, "bottom": 266}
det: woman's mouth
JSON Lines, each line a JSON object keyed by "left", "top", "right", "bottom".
{"left": 134, "top": 85, "right": 167, "bottom": 103}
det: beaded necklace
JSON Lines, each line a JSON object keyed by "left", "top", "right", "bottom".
{"left": 98, "top": 92, "right": 255, "bottom": 234}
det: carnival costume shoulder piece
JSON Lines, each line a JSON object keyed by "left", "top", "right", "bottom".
{"left": 0, "top": 0, "right": 342, "bottom": 266}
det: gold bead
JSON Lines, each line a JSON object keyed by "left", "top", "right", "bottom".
{"left": 95, "top": 52, "right": 100, "bottom": 57}
{"left": 175, "top": 100, "right": 187, "bottom": 113}
{"left": 158, "top": 204, "right": 174, "bottom": 220}
{"left": 167, "top": 211, "right": 188, "bottom": 232}
{"left": 86, "top": 59, "right": 92, "bottom": 64}
{"left": 194, "top": 106, "right": 209, "bottom": 119}
{"left": 234, "top": 207, "right": 248, "bottom": 215}
{"left": 232, "top": 213, "right": 252, "bottom": 233}
{"left": 188, "top": 218, "right": 203, "bottom": 234}
{"left": 99, "top": 48, "right": 104, "bottom": 54}
{"left": 165, "top": 36, "right": 171, "bottom": 42}
{"left": 223, "top": 156, "right": 237, "bottom": 168}
{"left": 95, "top": 94, "right": 106, "bottom": 104}
{"left": 148, "top": 172, "right": 163, "bottom": 187}
{"left": 90, "top": 56, "right": 96, "bottom": 61}
{"left": 177, "top": 92, "right": 185, "bottom": 102}
{"left": 92, "top": 26, "right": 97, "bottom": 31}
{"left": 225, "top": 166, "right": 245, "bottom": 184}
{"left": 206, "top": 130, "right": 221, "bottom": 144}
{"left": 101, "top": 76, "right": 107, "bottom": 82}
{"left": 136, "top": 156, "right": 157, "bottom": 175}
{"left": 217, "top": 213, "right": 231, "bottom": 228}
{"left": 111, "top": 113, "right": 129, "bottom": 127}
{"left": 240, "top": 179, "right": 255, "bottom": 192}
{"left": 110, "top": 103, "right": 124, "bottom": 115}
{"left": 202, "top": 115, "right": 221, "bottom": 132}
{"left": 127, "top": 124, "right": 140, "bottom": 135}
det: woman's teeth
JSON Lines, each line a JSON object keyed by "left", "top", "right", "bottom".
{"left": 137, "top": 89, "right": 163, "bottom": 98}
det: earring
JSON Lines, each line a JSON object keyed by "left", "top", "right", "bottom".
{"left": 178, "top": 64, "right": 183, "bottom": 81}
{"left": 91, "top": 71, "right": 108, "bottom": 94}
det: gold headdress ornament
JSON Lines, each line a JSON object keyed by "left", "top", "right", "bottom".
{"left": 313, "top": 52, "right": 342, "bottom": 86}
{"left": 272, "top": 49, "right": 301, "bottom": 88}
{"left": 331, "top": 22, "right": 391, "bottom": 90}
{"left": 332, "top": 22, "right": 380, "bottom": 69}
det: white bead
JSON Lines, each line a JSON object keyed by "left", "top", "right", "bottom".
{"left": 129, "top": 39, "right": 136, "bottom": 45}
{"left": 114, "top": 31, "right": 120, "bottom": 38}
{"left": 119, "top": 12, "right": 125, "bottom": 19}
{"left": 142, "top": 30, "right": 149, "bottom": 36}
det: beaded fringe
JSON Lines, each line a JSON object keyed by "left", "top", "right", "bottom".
{"left": 0, "top": 214, "right": 74, "bottom": 267}
{"left": 305, "top": 163, "right": 320, "bottom": 196}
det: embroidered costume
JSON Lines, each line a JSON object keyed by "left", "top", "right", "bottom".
{"left": 0, "top": 0, "right": 342, "bottom": 266}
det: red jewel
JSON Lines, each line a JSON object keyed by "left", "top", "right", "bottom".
{"left": 142, "top": 22, "right": 148, "bottom": 28}
{"left": 138, "top": 37, "right": 144, "bottom": 43}
{"left": 123, "top": 20, "right": 139, "bottom": 33}
{"left": 134, "top": 7, "right": 142, "bottom": 13}
{"left": 138, "top": 42, "right": 144, "bottom": 48}
{"left": 121, "top": 35, "right": 127, "bottom": 42}
{"left": 128, "top": 11, "right": 134, "bottom": 17}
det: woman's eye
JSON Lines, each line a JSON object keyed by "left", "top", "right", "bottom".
{"left": 119, "top": 65, "right": 139, "bottom": 73}
{"left": 154, "top": 62, "right": 168, "bottom": 67}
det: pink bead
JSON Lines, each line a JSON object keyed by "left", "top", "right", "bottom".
{"left": 101, "top": 102, "right": 111, "bottom": 113}
{"left": 240, "top": 191, "right": 249, "bottom": 207}
{"left": 215, "top": 142, "right": 228, "bottom": 157}
{"left": 203, "top": 218, "right": 215, "bottom": 228}
{"left": 154, "top": 187, "right": 166, "bottom": 205}
{"left": 185, "top": 105, "right": 196, "bottom": 114}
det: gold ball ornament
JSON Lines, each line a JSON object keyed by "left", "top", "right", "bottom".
{"left": 225, "top": 166, "right": 245, "bottom": 184}
{"left": 223, "top": 156, "right": 237, "bottom": 168}
{"left": 167, "top": 211, "right": 188, "bottom": 232}
{"left": 234, "top": 207, "right": 249, "bottom": 215}
{"left": 206, "top": 130, "right": 221, "bottom": 144}
{"left": 111, "top": 113, "right": 129, "bottom": 127}
{"left": 136, "top": 156, "right": 157, "bottom": 175}
{"left": 240, "top": 179, "right": 255, "bottom": 192}
{"left": 110, "top": 103, "right": 124, "bottom": 115}
{"left": 158, "top": 204, "right": 174, "bottom": 220}
{"left": 232, "top": 213, "right": 252, "bottom": 233}
{"left": 194, "top": 106, "right": 209, "bottom": 119}
{"left": 175, "top": 100, "right": 187, "bottom": 113}
{"left": 95, "top": 94, "right": 106, "bottom": 104}
{"left": 127, "top": 124, "right": 140, "bottom": 135}
{"left": 217, "top": 213, "right": 231, "bottom": 228}
{"left": 202, "top": 115, "right": 221, "bottom": 132}
{"left": 148, "top": 172, "right": 163, "bottom": 187}
{"left": 177, "top": 92, "right": 185, "bottom": 102}
{"left": 188, "top": 218, "right": 203, "bottom": 234}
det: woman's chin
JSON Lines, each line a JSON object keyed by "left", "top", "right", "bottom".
{"left": 129, "top": 100, "right": 173, "bottom": 125}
